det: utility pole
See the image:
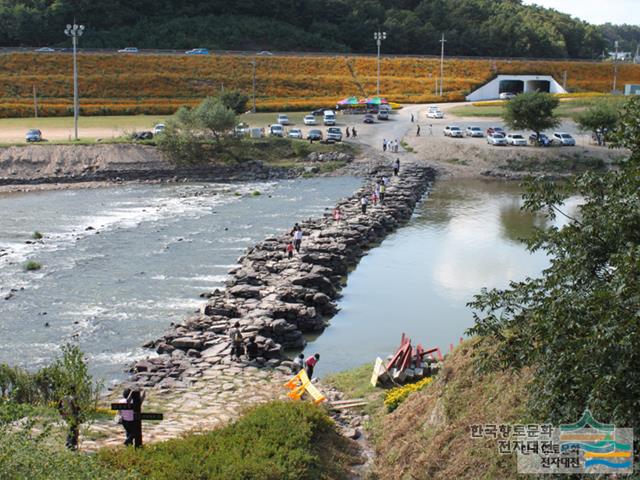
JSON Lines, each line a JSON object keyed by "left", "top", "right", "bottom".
{"left": 613, "top": 40, "right": 619, "bottom": 94}
{"left": 374, "top": 30, "right": 387, "bottom": 97}
{"left": 64, "top": 22, "right": 84, "bottom": 141}
{"left": 251, "top": 59, "right": 256, "bottom": 113}
{"left": 33, "top": 85, "right": 38, "bottom": 118}
{"left": 635, "top": 44, "right": 639, "bottom": 64}
{"left": 439, "top": 34, "right": 446, "bottom": 97}
{"left": 562, "top": 70, "right": 567, "bottom": 90}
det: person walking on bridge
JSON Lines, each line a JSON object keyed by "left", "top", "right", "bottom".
{"left": 417, "top": 124, "right": 421, "bottom": 136}
{"left": 393, "top": 158, "right": 400, "bottom": 176}
{"left": 382, "top": 139, "right": 387, "bottom": 152}
{"left": 360, "top": 195, "right": 369, "bottom": 214}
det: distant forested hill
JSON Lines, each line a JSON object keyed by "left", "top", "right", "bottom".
{"left": 0, "top": 0, "right": 624, "bottom": 59}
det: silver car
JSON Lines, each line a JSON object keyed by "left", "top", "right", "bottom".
{"left": 487, "top": 133, "right": 507, "bottom": 146}
{"left": 506, "top": 133, "right": 527, "bottom": 146}
{"left": 444, "top": 125, "right": 464, "bottom": 138}
{"left": 465, "top": 126, "right": 484, "bottom": 137}
{"left": 553, "top": 132, "right": 576, "bottom": 146}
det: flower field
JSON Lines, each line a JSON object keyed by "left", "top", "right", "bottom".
{"left": 0, "top": 53, "right": 638, "bottom": 117}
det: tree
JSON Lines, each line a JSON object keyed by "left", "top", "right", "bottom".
{"left": 576, "top": 99, "right": 620, "bottom": 146}
{"left": 219, "top": 90, "right": 249, "bottom": 114}
{"left": 468, "top": 97, "right": 640, "bottom": 432}
{"left": 502, "top": 92, "right": 560, "bottom": 143}
{"left": 157, "top": 97, "right": 237, "bottom": 165}
{"left": 50, "top": 344, "right": 102, "bottom": 450}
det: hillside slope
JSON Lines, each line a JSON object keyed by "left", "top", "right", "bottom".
{"left": 375, "top": 342, "right": 533, "bottom": 480}
{"left": 1, "top": 53, "right": 638, "bottom": 117}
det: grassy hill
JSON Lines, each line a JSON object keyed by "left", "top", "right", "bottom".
{"left": 1, "top": 52, "right": 638, "bottom": 117}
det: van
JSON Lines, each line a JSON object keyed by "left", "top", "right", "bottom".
{"left": 323, "top": 110, "right": 336, "bottom": 126}
{"left": 269, "top": 124, "right": 284, "bottom": 137}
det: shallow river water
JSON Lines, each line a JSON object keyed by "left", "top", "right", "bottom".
{"left": 0, "top": 176, "right": 572, "bottom": 384}
{"left": 306, "top": 178, "right": 574, "bottom": 377}
{"left": 0, "top": 177, "right": 360, "bottom": 384}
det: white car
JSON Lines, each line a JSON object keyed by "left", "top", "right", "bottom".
{"left": 257, "top": 51, "right": 273, "bottom": 56}
{"left": 499, "top": 92, "right": 516, "bottom": 100}
{"left": 269, "top": 124, "right": 284, "bottom": 137}
{"left": 487, "top": 133, "right": 508, "bottom": 146}
{"left": 427, "top": 107, "right": 444, "bottom": 119}
{"left": 465, "top": 126, "right": 484, "bottom": 137}
{"left": 288, "top": 128, "right": 303, "bottom": 139}
{"left": 153, "top": 123, "right": 166, "bottom": 135}
{"left": 35, "top": 47, "right": 55, "bottom": 52}
{"left": 506, "top": 133, "right": 527, "bottom": 146}
{"left": 552, "top": 132, "right": 576, "bottom": 146}
{"left": 118, "top": 47, "right": 139, "bottom": 53}
{"left": 277, "top": 114, "right": 289, "bottom": 125}
{"left": 303, "top": 115, "right": 317, "bottom": 126}
{"left": 444, "top": 125, "right": 464, "bottom": 138}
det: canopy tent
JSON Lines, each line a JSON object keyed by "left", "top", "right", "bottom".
{"left": 363, "top": 96, "right": 389, "bottom": 105}
{"left": 337, "top": 96, "right": 363, "bottom": 106}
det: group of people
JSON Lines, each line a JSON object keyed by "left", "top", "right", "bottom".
{"left": 292, "top": 352, "right": 321, "bottom": 379}
{"left": 345, "top": 126, "right": 358, "bottom": 138}
{"left": 383, "top": 138, "right": 400, "bottom": 153}
{"left": 285, "top": 223, "right": 304, "bottom": 258}
{"left": 361, "top": 174, "right": 392, "bottom": 214}
{"left": 229, "top": 321, "right": 260, "bottom": 360}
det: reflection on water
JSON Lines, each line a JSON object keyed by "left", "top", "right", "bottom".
{"left": 305, "top": 178, "right": 565, "bottom": 377}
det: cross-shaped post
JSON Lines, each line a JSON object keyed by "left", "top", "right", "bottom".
{"left": 111, "top": 391, "right": 163, "bottom": 448}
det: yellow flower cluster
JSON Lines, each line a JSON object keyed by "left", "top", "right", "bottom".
{"left": 383, "top": 377, "right": 433, "bottom": 412}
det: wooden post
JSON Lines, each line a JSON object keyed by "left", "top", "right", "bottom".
{"left": 33, "top": 85, "right": 38, "bottom": 118}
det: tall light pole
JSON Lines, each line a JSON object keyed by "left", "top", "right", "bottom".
{"left": 439, "top": 34, "right": 446, "bottom": 97}
{"left": 64, "top": 22, "right": 84, "bottom": 141}
{"left": 250, "top": 59, "right": 257, "bottom": 113}
{"left": 612, "top": 40, "right": 619, "bottom": 94}
{"left": 374, "top": 30, "right": 387, "bottom": 97}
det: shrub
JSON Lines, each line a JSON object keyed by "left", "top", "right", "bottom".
{"left": 251, "top": 190, "right": 261, "bottom": 196}
{"left": 99, "top": 401, "right": 357, "bottom": 480}
{"left": 32, "top": 231, "right": 43, "bottom": 240}
{"left": 24, "top": 260, "right": 42, "bottom": 271}
{"left": 384, "top": 377, "right": 433, "bottom": 412}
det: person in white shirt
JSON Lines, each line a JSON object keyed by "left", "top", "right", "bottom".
{"left": 360, "top": 196, "right": 369, "bottom": 214}
{"left": 293, "top": 228, "right": 303, "bottom": 252}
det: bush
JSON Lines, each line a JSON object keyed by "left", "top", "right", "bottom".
{"left": 384, "top": 377, "right": 433, "bottom": 412}
{"left": 99, "top": 401, "right": 358, "bottom": 480}
{"left": 24, "top": 260, "right": 42, "bottom": 271}
{"left": 32, "top": 231, "right": 43, "bottom": 240}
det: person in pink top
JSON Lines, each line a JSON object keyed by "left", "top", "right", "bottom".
{"left": 333, "top": 207, "right": 342, "bottom": 223}
{"left": 305, "top": 353, "right": 320, "bottom": 378}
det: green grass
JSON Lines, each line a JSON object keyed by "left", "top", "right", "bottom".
{"left": 24, "top": 260, "right": 42, "bottom": 271}
{"left": 99, "top": 401, "right": 359, "bottom": 480}
{"left": 0, "top": 114, "right": 168, "bottom": 129}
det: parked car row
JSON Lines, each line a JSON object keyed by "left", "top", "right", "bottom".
{"left": 268, "top": 124, "right": 344, "bottom": 142}
{"left": 444, "top": 124, "right": 577, "bottom": 147}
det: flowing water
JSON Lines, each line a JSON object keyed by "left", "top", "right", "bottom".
{"left": 306, "top": 178, "right": 577, "bottom": 377}
{"left": 0, "top": 176, "right": 576, "bottom": 384}
{"left": 0, "top": 177, "right": 360, "bottom": 384}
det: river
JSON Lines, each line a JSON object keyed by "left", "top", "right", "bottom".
{"left": 0, "top": 177, "right": 360, "bottom": 384}
{"left": 306, "top": 178, "right": 576, "bottom": 377}
{"left": 0, "top": 176, "right": 572, "bottom": 384}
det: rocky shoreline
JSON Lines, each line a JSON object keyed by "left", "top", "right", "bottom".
{"left": 130, "top": 163, "right": 435, "bottom": 389}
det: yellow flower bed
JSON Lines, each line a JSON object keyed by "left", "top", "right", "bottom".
{"left": 384, "top": 377, "right": 433, "bottom": 412}
{"left": 471, "top": 100, "right": 506, "bottom": 107}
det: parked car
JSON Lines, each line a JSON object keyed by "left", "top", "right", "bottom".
{"left": 269, "top": 124, "right": 284, "bottom": 137}
{"left": 288, "top": 128, "right": 303, "bottom": 139}
{"left": 427, "top": 106, "right": 444, "bottom": 119}
{"left": 257, "top": 51, "right": 273, "bottom": 56}
{"left": 487, "top": 133, "right": 508, "bottom": 146}
{"left": 552, "top": 132, "right": 576, "bottom": 146}
{"left": 277, "top": 114, "right": 289, "bottom": 125}
{"left": 377, "top": 110, "right": 389, "bottom": 120}
{"left": 444, "top": 125, "right": 464, "bottom": 137}
{"left": 307, "top": 129, "right": 323, "bottom": 141}
{"left": 529, "top": 132, "right": 552, "bottom": 146}
{"left": 25, "top": 129, "right": 42, "bottom": 142}
{"left": 35, "top": 47, "right": 55, "bottom": 52}
{"left": 234, "top": 122, "right": 250, "bottom": 136}
{"left": 379, "top": 104, "right": 392, "bottom": 112}
{"left": 486, "top": 126, "right": 505, "bottom": 136}
{"left": 303, "top": 115, "right": 317, "bottom": 126}
{"left": 506, "top": 133, "right": 527, "bottom": 146}
{"left": 153, "top": 123, "right": 166, "bottom": 135}
{"left": 118, "top": 47, "right": 139, "bottom": 53}
{"left": 499, "top": 92, "right": 516, "bottom": 100}
{"left": 465, "top": 126, "right": 484, "bottom": 137}
{"left": 363, "top": 113, "right": 375, "bottom": 124}
{"left": 323, "top": 110, "right": 336, "bottom": 126}
{"left": 327, "top": 127, "right": 342, "bottom": 142}
{"left": 311, "top": 108, "right": 330, "bottom": 116}
{"left": 185, "top": 48, "right": 209, "bottom": 55}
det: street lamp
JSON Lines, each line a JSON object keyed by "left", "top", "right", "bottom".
{"left": 374, "top": 30, "right": 387, "bottom": 97}
{"left": 64, "top": 23, "right": 84, "bottom": 141}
